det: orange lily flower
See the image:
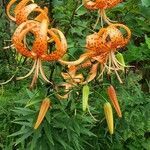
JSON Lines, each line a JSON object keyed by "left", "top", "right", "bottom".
{"left": 59, "top": 23, "right": 131, "bottom": 84}
{"left": 3, "top": 0, "right": 67, "bottom": 88}
{"left": 88, "top": 24, "right": 131, "bottom": 83}
{"left": 56, "top": 60, "right": 98, "bottom": 99}
{"left": 96, "top": 24, "right": 131, "bottom": 83}
{"left": 12, "top": 19, "right": 67, "bottom": 88}
{"left": 83, "top": 0, "right": 122, "bottom": 10}
{"left": 83, "top": 0, "right": 123, "bottom": 25}
{"left": 5, "top": 0, "right": 49, "bottom": 52}
{"left": 15, "top": 4, "right": 49, "bottom": 25}
{"left": 6, "top": 0, "right": 49, "bottom": 24}
{"left": 6, "top": 0, "right": 34, "bottom": 22}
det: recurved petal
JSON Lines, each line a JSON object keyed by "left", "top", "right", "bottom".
{"left": 16, "top": 3, "right": 38, "bottom": 24}
{"left": 32, "top": 19, "right": 48, "bottom": 57}
{"left": 51, "top": 28, "right": 68, "bottom": 55}
{"left": 59, "top": 54, "right": 88, "bottom": 66}
{"left": 34, "top": 7, "right": 49, "bottom": 22}
{"left": 82, "top": 62, "right": 99, "bottom": 84}
{"left": 40, "top": 29, "right": 64, "bottom": 61}
{"left": 6, "top": 0, "right": 17, "bottom": 21}
{"left": 12, "top": 20, "right": 38, "bottom": 58}
{"left": 15, "top": 0, "right": 33, "bottom": 15}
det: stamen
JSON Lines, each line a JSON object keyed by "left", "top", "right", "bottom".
{"left": 103, "top": 10, "right": 117, "bottom": 23}
{"left": 93, "top": 10, "right": 101, "bottom": 29}
{"left": 16, "top": 60, "right": 37, "bottom": 80}
{"left": 100, "top": 9, "right": 104, "bottom": 27}
{"left": 101, "top": 9, "right": 111, "bottom": 25}
{"left": 3, "top": 44, "right": 14, "bottom": 50}
{"left": 0, "top": 74, "right": 16, "bottom": 85}
{"left": 111, "top": 52, "right": 121, "bottom": 70}
{"left": 108, "top": 53, "right": 112, "bottom": 74}
{"left": 97, "top": 64, "right": 106, "bottom": 79}
{"left": 112, "top": 63, "right": 123, "bottom": 83}
{"left": 30, "top": 59, "right": 40, "bottom": 88}
{"left": 39, "top": 60, "right": 53, "bottom": 84}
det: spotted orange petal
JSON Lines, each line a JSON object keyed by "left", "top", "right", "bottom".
{"left": 83, "top": 0, "right": 122, "bottom": 10}
{"left": 34, "top": 7, "right": 49, "bottom": 22}
{"left": 32, "top": 19, "right": 48, "bottom": 57}
{"left": 6, "top": 0, "right": 33, "bottom": 22}
{"left": 16, "top": 3, "right": 38, "bottom": 24}
{"left": 12, "top": 20, "right": 39, "bottom": 58}
{"left": 41, "top": 28, "right": 67, "bottom": 61}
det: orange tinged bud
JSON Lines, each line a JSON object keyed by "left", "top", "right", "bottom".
{"left": 34, "top": 98, "right": 51, "bottom": 129}
{"left": 107, "top": 85, "right": 122, "bottom": 117}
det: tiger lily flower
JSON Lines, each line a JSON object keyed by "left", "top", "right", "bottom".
{"left": 57, "top": 60, "right": 99, "bottom": 99}
{"left": 4, "top": 0, "right": 67, "bottom": 88}
{"left": 96, "top": 23, "right": 131, "bottom": 83}
{"left": 83, "top": 0, "right": 122, "bottom": 10}
{"left": 6, "top": 0, "right": 34, "bottom": 22}
{"left": 12, "top": 19, "right": 67, "bottom": 88}
{"left": 87, "top": 24, "right": 131, "bottom": 83}
{"left": 59, "top": 23, "right": 131, "bottom": 84}
{"left": 83, "top": 0, "right": 123, "bottom": 25}
{"left": 15, "top": 4, "right": 49, "bottom": 25}
{"left": 6, "top": 0, "right": 49, "bottom": 24}
{"left": 5, "top": 0, "right": 49, "bottom": 52}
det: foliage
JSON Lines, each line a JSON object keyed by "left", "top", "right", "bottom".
{"left": 0, "top": 0, "right": 150, "bottom": 150}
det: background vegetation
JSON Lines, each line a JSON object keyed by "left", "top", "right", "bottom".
{"left": 0, "top": 0, "right": 150, "bottom": 149}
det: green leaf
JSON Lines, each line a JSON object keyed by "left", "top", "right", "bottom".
{"left": 80, "top": 128, "right": 96, "bottom": 137}
{"left": 15, "top": 129, "right": 33, "bottom": 146}
{"left": 12, "top": 121, "right": 32, "bottom": 127}
{"left": 44, "top": 122, "right": 54, "bottom": 145}
{"left": 55, "top": 133, "right": 68, "bottom": 149}
{"left": 8, "top": 128, "right": 31, "bottom": 137}
{"left": 145, "top": 35, "right": 150, "bottom": 49}
{"left": 26, "top": 88, "right": 35, "bottom": 98}
{"left": 76, "top": 7, "right": 87, "bottom": 16}
{"left": 141, "top": 0, "right": 150, "bottom": 7}
{"left": 12, "top": 107, "right": 35, "bottom": 116}
{"left": 25, "top": 99, "right": 41, "bottom": 107}
{"left": 30, "top": 129, "right": 41, "bottom": 150}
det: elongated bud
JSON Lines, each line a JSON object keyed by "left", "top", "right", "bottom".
{"left": 34, "top": 98, "right": 51, "bottom": 129}
{"left": 82, "top": 85, "right": 90, "bottom": 111}
{"left": 62, "top": 54, "right": 69, "bottom": 61}
{"left": 107, "top": 85, "right": 122, "bottom": 118}
{"left": 116, "top": 53, "right": 125, "bottom": 71}
{"left": 104, "top": 102, "right": 114, "bottom": 134}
